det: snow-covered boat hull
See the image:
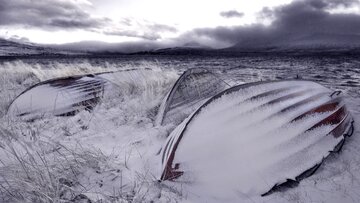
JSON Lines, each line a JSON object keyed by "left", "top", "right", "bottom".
{"left": 7, "top": 68, "right": 154, "bottom": 119}
{"left": 7, "top": 75, "right": 106, "bottom": 119}
{"left": 160, "top": 80, "right": 354, "bottom": 196}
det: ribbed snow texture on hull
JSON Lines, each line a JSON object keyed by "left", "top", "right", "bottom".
{"left": 7, "top": 69, "right": 156, "bottom": 120}
{"left": 160, "top": 80, "right": 352, "bottom": 197}
{"left": 7, "top": 75, "right": 106, "bottom": 119}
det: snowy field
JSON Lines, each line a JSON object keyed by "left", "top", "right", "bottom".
{"left": 0, "top": 55, "right": 359, "bottom": 203}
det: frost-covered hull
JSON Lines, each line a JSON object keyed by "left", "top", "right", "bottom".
{"left": 7, "top": 75, "right": 106, "bottom": 119}
{"left": 160, "top": 80, "right": 353, "bottom": 196}
{"left": 7, "top": 68, "right": 153, "bottom": 119}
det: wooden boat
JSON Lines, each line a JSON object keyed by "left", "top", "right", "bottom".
{"left": 160, "top": 80, "right": 354, "bottom": 196}
{"left": 156, "top": 68, "right": 231, "bottom": 126}
{"left": 7, "top": 68, "right": 152, "bottom": 120}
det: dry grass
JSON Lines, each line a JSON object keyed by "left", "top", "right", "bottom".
{"left": 0, "top": 125, "right": 110, "bottom": 202}
{"left": 0, "top": 60, "right": 180, "bottom": 202}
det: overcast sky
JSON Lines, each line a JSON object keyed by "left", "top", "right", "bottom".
{"left": 0, "top": 0, "right": 360, "bottom": 48}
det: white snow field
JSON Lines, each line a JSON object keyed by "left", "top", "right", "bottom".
{"left": 0, "top": 59, "right": 359, "bottom": 203}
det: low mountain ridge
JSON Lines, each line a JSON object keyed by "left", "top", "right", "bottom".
{"left": 225, "top": 33, "right": 360, "bottom": 52}
{"left": 1, "top": 35, "right": 360, "bottom": 58}
{"left": 0, "top": 38, "right": 85, "bottom": 57}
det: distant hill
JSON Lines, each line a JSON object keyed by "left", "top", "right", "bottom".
{"left": 2, "top": 34, "right": 360, "bottom": 58}
{"left": 52, "top": 40, "right": 167, "bottom": 54}
{"left": 142, "top": 42, "right": 212, "bottom": 55}
{"left": 0, "top": 38, "right": 85, "bottom": 57}
{"left": 224, "top": 33, "right": 360, "bottom": 52}
{"left": 0, "top": 38, "right": 49, "bottom": 56}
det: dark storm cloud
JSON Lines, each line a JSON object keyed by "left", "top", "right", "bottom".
{"left": 263, "top": 0, "right": 360, "bottom": 38}
{"left": 220, "top": 10, "right": 245, "bottom": 18}
{"left": 182, "top": 0, "right": 360, "bottom": 48}
{"left": 0, "top": 0, "right": 177, "bottom": 41}
{"left": 0, "top": 0, "right": 109, "bottom": 30}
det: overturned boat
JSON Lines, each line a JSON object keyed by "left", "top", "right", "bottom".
{"left": 7, "top": 68, "right": 152, "bottom": 119}
{"left": 160, "top": 80, "right": 354, "bottom": 196}
{"left": 156, "top": 68, "right": 232, "bottom": 126}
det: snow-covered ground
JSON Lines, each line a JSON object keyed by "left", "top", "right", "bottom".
{"left": 0, "top": 58, "right": 359, "bottom": 202}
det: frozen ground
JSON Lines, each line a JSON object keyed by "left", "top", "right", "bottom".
{"left": 0, "top": 56, "right": 359, "bottom": 202}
